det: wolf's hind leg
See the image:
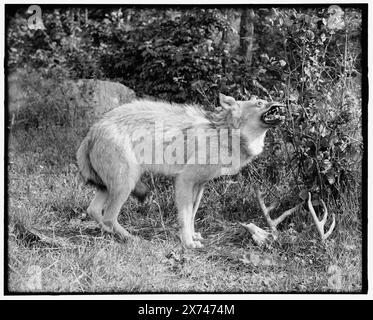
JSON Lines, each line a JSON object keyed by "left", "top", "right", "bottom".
{"left": 191, "top": 184, "right": 204, "bottom": 241}
{"left": 100, "top": 166, "right": 139, "bottom": 240}
{"left": 100, "top": 186, "right": 133, "bottom": 240}
{"left": 87, "top": 190, "right": 108, "bottom": 223}
{"left": 175, "top": 177, "right": 203, "bottom": 249}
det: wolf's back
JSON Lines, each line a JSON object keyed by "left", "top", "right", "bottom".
{"left": 76, "top": 135, "right": 106, "bottom": 189}
{"left": 76, "top": 99, "right": 211, "bottom": 188}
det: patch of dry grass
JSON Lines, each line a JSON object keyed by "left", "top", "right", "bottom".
{"left": 6, "top": 127, "right": 363, "bottom": 293}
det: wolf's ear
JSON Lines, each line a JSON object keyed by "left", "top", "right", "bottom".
{"left": 219, "top": 93, "right": 241, "bottom": 128}
{"left": 219, "top": 93, "right": 236, "bottom": 109}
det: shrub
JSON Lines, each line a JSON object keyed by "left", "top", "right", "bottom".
{"left": 253, "top": 7, "right": 363, "bottom": 197}
{"left": 7, "top": 6, "right": 363, "bottom": 200}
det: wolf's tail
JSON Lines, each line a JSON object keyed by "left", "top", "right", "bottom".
{"left": 76, "top": 137, "right": 106, "bottom": 190}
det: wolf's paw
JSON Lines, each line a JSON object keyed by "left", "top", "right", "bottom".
{"left": 192, "top": 232, "right": 204, "bottom": 241}
{"left": 184, "top": 239, "right": 204, "bottom": 249}
{"left": 114, "top": 225, "right": 133, "bottom": 240}
{"left": 180, "top": 232, "right": 204, "bottom": 249}
{"left": 192, "top": 240, "right": 204, "bottom": 248}
{"left": 99, "top": 221, "right": 114, "bottom": 234}
{"left": 100, "top": 220, "right": 132, "bottom": 241}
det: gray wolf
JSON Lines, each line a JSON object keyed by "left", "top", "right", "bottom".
{"left": 76, "top": 93, "right": 285, "bottom": 248}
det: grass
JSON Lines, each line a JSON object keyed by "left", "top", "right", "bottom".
{"left": 6, "top": 124, "right": 363, "bottom": 293}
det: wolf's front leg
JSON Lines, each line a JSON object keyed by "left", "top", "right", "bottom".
{"left": 191, "top": 184, "right": 205, "bottom": 241}
{"left": 175, "top": 177, "right": 203, "bottom": 249}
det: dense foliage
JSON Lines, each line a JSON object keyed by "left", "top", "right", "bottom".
{"left": 7, "top": 6, "right": 363, "bottom": 200}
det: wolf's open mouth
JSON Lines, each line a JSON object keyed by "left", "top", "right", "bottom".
{"left": 261, "top": 104, "right": 286, "bottom": 126}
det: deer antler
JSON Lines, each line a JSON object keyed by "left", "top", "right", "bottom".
{"left": 255, "top": 187, "right": 301, "bottom": 233}
{"left": 240, "top": 188, "right": 301, "bottom": 246}
{"left": 307, "top": 193, "right": 335, "bottom": 242}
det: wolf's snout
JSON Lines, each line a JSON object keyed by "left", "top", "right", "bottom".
{"left": 261, "top": 104, "right": 286, "bottom": 126}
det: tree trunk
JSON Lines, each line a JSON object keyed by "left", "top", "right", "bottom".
{"left": 239, "top": 8, "right": 255, "bottom": 66}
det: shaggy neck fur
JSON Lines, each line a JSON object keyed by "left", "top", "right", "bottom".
{"left": 206, "top": 109, "right": 235, "bottom": 129}
{"left": 206, "top": 108, "right": 268, "bottom": 159}
{"left": 239, "top": 130, "right": 267, "bottom": 162}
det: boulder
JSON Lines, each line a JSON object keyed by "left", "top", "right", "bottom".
{"left": 73, "top": 79, "right": 136, "bottom": 115}
{"left": 7, "top": 69, "right": 136, "bottom": 116}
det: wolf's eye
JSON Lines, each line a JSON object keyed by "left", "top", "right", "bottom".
{"left": 257, "top": 101, "right": 264, "bottom": 107}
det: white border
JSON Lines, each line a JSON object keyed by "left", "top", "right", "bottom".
{"left": 0, "top": 0, "right": 370, "bottom": 300}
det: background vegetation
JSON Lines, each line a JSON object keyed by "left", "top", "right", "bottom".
{"left": 6, "top": 5, "right": 364, "bottom": 292}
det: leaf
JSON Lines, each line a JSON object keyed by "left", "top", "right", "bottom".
{"left": 299, "top": 189, "right": 309, "bottom": 201}
{"left": 319, "top": 124, "right": 328, "bottom": 137}
{"left": 289, "top": 93, "right": 298, "bottom": 102}
{"left": 252, "top": 80, "right": 269, "bottom": 94}
{"left": 321, "top": 159, "right": 332, "bottom": 173}
{"left": 260, "top": 53, "right": 269, "bottom": 62}
{"left": 326, "top": 171, "right": 336, "bottom": 185}
{"left": 279, "top": 60, "right": 286, "bottom": 67}
{"left": 284, "top": 16, "right": 293, "bottom": 27}
{"left": 306, "top": 30, "right": 315, "bottom": 40}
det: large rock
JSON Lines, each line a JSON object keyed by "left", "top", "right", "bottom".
{"left": 7, "top": 69, "right": 136, "bottom": 116}
{"left": 73, "top": 79, "right": 136, "bottom": 115}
